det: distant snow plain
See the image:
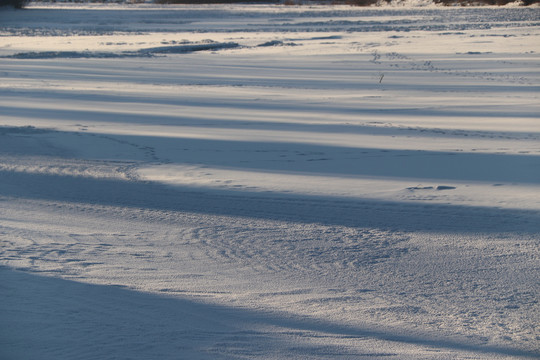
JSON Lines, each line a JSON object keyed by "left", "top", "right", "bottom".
{"left": 0, "top": 3, "right": 539, "bottom": 359}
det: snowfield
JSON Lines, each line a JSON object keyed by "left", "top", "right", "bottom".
{"left": 1, "top": 3, "right": 539, "bottom": 359}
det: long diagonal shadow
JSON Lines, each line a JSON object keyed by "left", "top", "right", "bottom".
{"left": 2, "top": 100, "right": 540, "bottom": 125}
{"left": 1, "top": 267, "right": 538, "bottom": 359}
{"left": 2, "top": 127, "right": 540, "bottom": 184}
{"left": 1, "top": 169, "right": 539, "bottom": 234}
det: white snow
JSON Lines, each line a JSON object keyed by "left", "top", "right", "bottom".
{"left": 1, "top": 3, "right": 539, "bottom": 359}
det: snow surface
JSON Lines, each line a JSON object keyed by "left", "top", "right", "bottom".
{"left": 1, "top": 3, "right": 539, "bottom": 359}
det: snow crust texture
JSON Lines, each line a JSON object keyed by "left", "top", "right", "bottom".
{"left": 0, "top": 3, "right": 539, "bottom": 359}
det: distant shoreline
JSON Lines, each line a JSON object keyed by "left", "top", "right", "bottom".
{"left": 15, "top": 0, "right": 540, "bottom": 7}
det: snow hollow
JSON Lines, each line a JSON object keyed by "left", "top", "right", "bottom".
{"left": 0, "top": 3, "right": 539, "bottom": 359}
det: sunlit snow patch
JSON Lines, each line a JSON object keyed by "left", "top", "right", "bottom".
{"left": 136, "top": 164, "right": 540, "bottom": 210}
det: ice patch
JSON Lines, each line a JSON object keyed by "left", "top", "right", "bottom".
{"left": 436, "top": 185, "right": 456, "bottom": 191}
{"left": 257, "top": 40, "right": 299, "bottom": 47}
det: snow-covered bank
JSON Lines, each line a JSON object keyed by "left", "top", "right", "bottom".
{"left": 3, "top": 265, "right": 538, "bottom": 360}
{"left": 1, "top": 4, "right": 539, "bottom": 359}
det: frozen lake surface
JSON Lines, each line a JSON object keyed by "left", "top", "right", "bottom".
{"left": 1, "top": 3, "right": 539, "bottom": 359}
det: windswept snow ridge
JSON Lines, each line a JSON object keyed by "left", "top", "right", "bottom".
{"left": 4, "top": 41, "right": 240, "bottom": 59}
{"left": 1, "top": 3, "right": 539, "bottom": 360}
